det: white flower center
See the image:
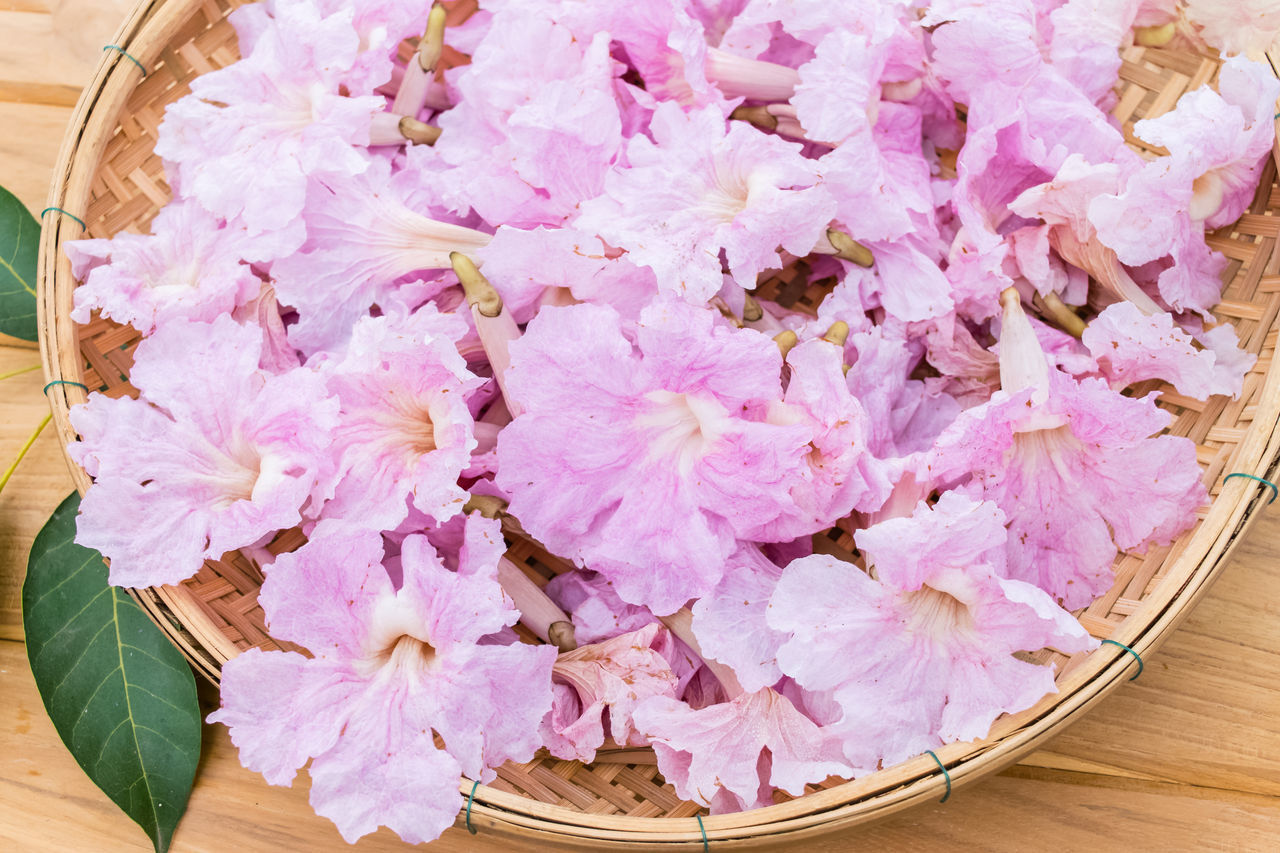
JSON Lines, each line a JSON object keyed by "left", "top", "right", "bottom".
{"left": 1189, "top": 170, "right": 1225, "bottom": 222}
{"left": 193, "top": 437, "right": 270, "bottom": 510}
{"left": 697, "top": 170, "right": 751, "bottom": 224}
{"left": 635, "top": 390, "right": 730, "bottom": 475}
{"left": 902, "top": 585, "right": 974, "bottom": 642}
{"left": 1011, "top": 425, "right": 1081, "bottom": 481}
{"left": 358, "top": 593, "right": 440, "bottom": 682}
{"left": 147, "top": 258, "right": 201, "bottom": 294}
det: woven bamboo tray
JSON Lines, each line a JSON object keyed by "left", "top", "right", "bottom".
{"left": 34, "top": 1, "right": 1280, "bottom": 847}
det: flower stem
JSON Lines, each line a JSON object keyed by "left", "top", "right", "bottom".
{"left": 0, "top": 413, "right": 51, "bottom": 497}
{"left": 451, "top": 252, "right": 524, "bottom": 417}
{"left": 823, "top": 229, "right": 875, "bottom": 267}
{"left": 496, "top": 557, "right": 577, "bottom": 651}
{"left": 0, "top": 363, "right": 40, "bottom": 382}
{"left": 1039, "top": 292, "right": 1086, "bottom": 338}
{"left": 417, "top": 4, "right": 448, "bottom": 73}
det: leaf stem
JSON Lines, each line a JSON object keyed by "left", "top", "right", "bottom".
{"left": 0, "top": 363, "right": 40, "bottom": 381}
{"left": 0, "top": 412, "right": 51, "bottom": 496}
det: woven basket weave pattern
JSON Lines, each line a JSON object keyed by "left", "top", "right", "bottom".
{"left": 36, "top": 0, "right": 1280, "bottom": 844}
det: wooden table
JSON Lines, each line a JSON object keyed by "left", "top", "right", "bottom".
{"left": 1, "top": 4, "right": 1278, "bottom": 850}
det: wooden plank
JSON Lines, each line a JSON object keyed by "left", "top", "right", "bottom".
{"left": 0, "top": 2, "right": 138, "bottom": 87}
{"left": 2, "top": 639, "right": 1278, "bottom": 853}
{"left": 1022, "top": 512, "right": 1280, "bottom": 797}
{"left": 0, "top": 6, "right": 1277, "bottom": 851}
{"left": 0, "top": 102, "right": 75, "bottom": 212}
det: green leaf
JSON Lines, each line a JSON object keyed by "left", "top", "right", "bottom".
{"left": 23, "top": 493, "right": 201, "bottom": 853}
{"left": 0, "top": 183, "right": 40, "bottom": 341}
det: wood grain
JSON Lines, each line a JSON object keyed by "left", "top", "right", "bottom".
{"left": 1, "top": 3, "right": 1277, "bottom": 851}
{"left": 3, "top": 636, "right": 1278, "bottom": 852}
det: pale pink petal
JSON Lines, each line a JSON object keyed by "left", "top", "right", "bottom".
{"left": 316, "top": 307, "right": 483, "bottom": 530}
{"left": 632, "top": 688, "right": 851, "bottom": 812}
{"left": 1082, "top": 300, "right": 1254, "bottom": 399}
{"left": 70, "top": 317, "right": 339, "bottom": 587}
{"left": 497, "top": 300, "right": 813, "bottom": 614}
{"left": 769, "top": 494, "right": 1096, "bottom": 768}
{"left": 576, "top": 102, "right": 836, "bottom": 302}
{"left": 209, "top": 650, "right": 360, "bottom": 785}
{"left": 689, "top": 545, "right": 787, "bottom": 693}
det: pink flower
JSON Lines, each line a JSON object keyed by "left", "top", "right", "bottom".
{"left": 632, "top": 687, "right": 851, "bottom": 812}
{"left": 768, "top": 493, "right": 1097, "bottom": 769}
{"left": 576, "top": 102, "right": 836, "bottom": 302}
{"left": 65, "top": 201, "right": 263, "bottom": 335}
{"left": 1111, "top": 56, "right": 1279, "bottom": 232}
{"left": 210, "top": 516, "right": 556, "bottom": 845}
{"left": 1082, "top": 301, "right": 1254, "bottom": 400}
{"left": 269, "top": 153, "right": 491, "bottom": 354}
{"left": 496, "top": 299, "right": 814, "bottom": 614}
{"left": 540, "top": 623, "right": 679, "bottom": 763}
{"left": 926, "top": 294, "right": 1207, "bottom": 608}
{"left": 315, "top": 306, "right": 484, "bottom": 531}
{"left": 749, "top": 337, "right": 892, "bottom": 539}
{"left": 69, "top": 316, "right": 338, "bottom": 588}
{"left": 155, "top": 0, "right": 381, "bottom": 242}
{"left": 434, "top": 7, "right": 625, "bottom": 228}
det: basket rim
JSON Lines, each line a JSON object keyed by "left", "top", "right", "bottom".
{"left": 33, "top": 0, "right": 1280, "bottom": 843}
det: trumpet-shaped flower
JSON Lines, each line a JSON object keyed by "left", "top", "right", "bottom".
{"left": 156, "top": 0, "right": 381, "bottom": 243}
{"left": 496, "top": 299, "right": 814, "bottom": 614}
{"left": 769, "top": 493, "right": 1096, "bottom": 769}
{"left": 576, "top": 102, "right": 836, "bottom": 302}
{"left": 926, "top": 296, "right": 1207, "bottom": 608}
{"left": 316, "top": 306, "right": 485, "bottom": 531}
{"left": 65, "top": 201, "right": 263, "bottom": 335}
{"left": 210, "top": 517, "right": 556, "bottom": 845}
{"left": 69, "top": 316, "right": 339, "bottom": 588}
{"left": 270, "top": 154, "right": 491, "bottom": 354}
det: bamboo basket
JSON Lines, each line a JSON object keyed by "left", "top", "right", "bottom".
{"left": 34, "top": 0, "right": 1280, "bottom": 847}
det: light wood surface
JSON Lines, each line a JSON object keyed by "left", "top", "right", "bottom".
{"left": 2, "top": 5, "right": 1278, "bottom": 851}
